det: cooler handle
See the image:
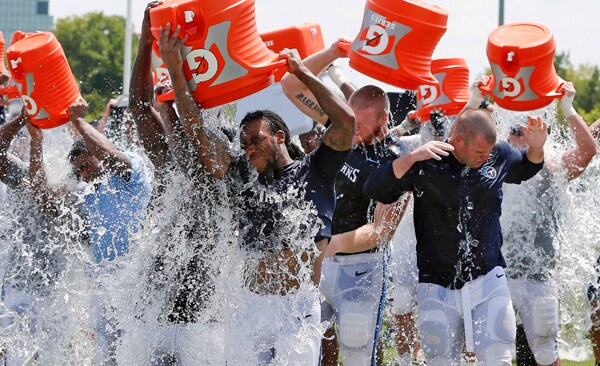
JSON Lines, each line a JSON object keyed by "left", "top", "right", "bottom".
{"left": 478, "top": 75, "right": 495, "bottom": 95}
{"left": 338, "top": 39, "right": 351, "bottom": 54}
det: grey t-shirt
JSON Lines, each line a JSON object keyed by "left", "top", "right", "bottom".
{"left": 501, "top": 168, "right": 560, "bottom": 281}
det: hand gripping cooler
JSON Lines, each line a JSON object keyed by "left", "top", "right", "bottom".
{"left": 149, "top": 0, "right": 287, "bottom": 108}
{"left": 480, "top": 22, "right": 564, "bottom": 111}
{"left": 415, "top": 58, "right": 471, "bottom": 122}
{"left": 6, "top": 32, "right": 80, "bottom": 129}
{"left": 347, "top": 0, "right": 448, "bottom": 90}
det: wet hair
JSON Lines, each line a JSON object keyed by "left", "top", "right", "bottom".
{"left": 240, "top": 110, "right": 305, "bottom": 160}
{"left": 68, "top": 140, "right": 92, "bottom": 163}
{"left": 509, "top": 125, "right": 524, "bottom": 137}
{"left": 454, "top": 109, "right": 496, "bottom": 145}
{"left": 349, "top": 85, "right": 390, "bottom": 120}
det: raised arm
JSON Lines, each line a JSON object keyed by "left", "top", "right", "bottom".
{"left": 0, "top": 110, "right": 26, "bottom": 173}
{"left": 558, "top": 82, "right": 598, "bottom": 180}
{"left": 325, "top": 194, "right": 411, "bottom": 256}
{"left": 69, "top": 99, "right": 132, "bottom": 179}
{"left": 159, "top": 23, "right": 231, "bottom": 178}
{"left": 26, "top": 121, "right": 65, "bottom": 217}
{"left": 520, "top": 115, "right": 547, "bottom": 164}
{"left": 364, "top": 140, "right": 453, "bottom": 203}
{"left": 129, "top": 1, "right": 170, "bottom": 170}
{"left": 281, "top": 48, "right": 354, "bottom": 151}
{"left": 280, "top": 40, "right": 349, "bottom": 125}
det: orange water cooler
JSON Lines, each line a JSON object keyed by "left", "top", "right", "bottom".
{"left": 348, "top": 0, "right": 448, "bottom": 90}
{"left": 415, "top": 58, "right": 470, "bottom": 122}
{"left": 6, "top": 32, "right": 80, "bottom": 129}
{"left": 260, "top": 23, "right": 325, "bottom": 82}
{"left": 149, "top": 0, "right": 287, "bottom": 108}
{"left": 480, "top": 22, "right": 563, "bottom": 111}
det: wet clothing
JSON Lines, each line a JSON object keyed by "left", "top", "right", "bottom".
{"left": 418, "top": 266, "right": 516, "bottom": 365}
{"left": 364, "top": 141, "right": 543, "bottom": 289}
{"left": 233, "top": 142, "right": 350, "bottom": 252}
{"left": 0, "top": 157, "right": 66, "bottom": 296}
{"left": 502, "top": 169, "right": 559, "bottom": 281}
{"left": 332, "top": 134, "right": 411, "bottom": 237}
{"left": 82, "top": 152, "right": 151, "bottom": 263}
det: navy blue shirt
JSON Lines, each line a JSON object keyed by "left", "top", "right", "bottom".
{"left": 234, "top": 143, "right": 350, "bottom": 252}
{"left": 333, "top": 134, "right": 410, "bottom": 236}
{"left": 364, "top": 141, "right": 543, "bottom": 289}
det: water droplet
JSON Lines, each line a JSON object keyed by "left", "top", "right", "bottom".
{"left": 419, "top": 169, "right": 425, "bottom": 176}
{"left": 457, "top": 223, "right": 463, "bottom": 233}
{"left": 467, "top": 202, "right": 474, "bottom": 210}
{"left": 96, "top": 226, "right": 106, "bottom": 236}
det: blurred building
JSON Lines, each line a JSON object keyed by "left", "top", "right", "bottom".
{"left": 0, "top": 0, "right": 53, "bottom": 43}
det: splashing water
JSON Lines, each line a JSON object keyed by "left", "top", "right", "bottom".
{"left": 496, "top": 101, "right": 600, "bottom": 360}
{"left": 0, "top": 111, "right": 326, "bottom": 364}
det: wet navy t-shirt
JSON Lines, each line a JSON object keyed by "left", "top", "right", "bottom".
{"left": 364, "top": 140, "right": 543, "bottom": 289}
{"left": 233, "top": 142, "right": 349, "bottom": 252}
{"left": 332, "top": 134, "right": 410, "bottom": 236}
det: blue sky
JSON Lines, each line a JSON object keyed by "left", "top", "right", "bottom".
{"left": 49, "top": 0, "right": 599, "bottom": 91}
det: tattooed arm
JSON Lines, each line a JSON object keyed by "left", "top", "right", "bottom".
{"left": 280, "top": 40, "right": 349, "bottom": 125}
{"left": 281, "top": 49, "right": 354, "bottom": 151}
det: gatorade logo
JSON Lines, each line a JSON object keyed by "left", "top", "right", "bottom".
{"left": 186, "top": 49, "right": 219, "bottom": 83}
{"left": 22, "top": 95, "right": 37, "bottom": 115}
{"left": 351, "top": 8, "right": 411, "bottom": 69}
{"left": 361, "top": 24, "right": 391, "bottom": 55}
{"left": 490, "top": 63, "right": 538, "bottom": 101}
{"left": 499, "top": 77, "right": 521, "bottom": 97}
{"left": 183, "top": 21, "right": 247, "bottom": 91}
{"left": 417, "top": 72, "right": 451, "bottom": 110}
{"left": 419, "top": 85, "right": 438, "bottom": 105}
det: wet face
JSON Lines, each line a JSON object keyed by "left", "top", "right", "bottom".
{"left": 456, "top": 134, "right": 494, "bottom": 168}
{"left": 72, "top": 153, "right": 101, "bottom": 182}
{"left": 508, "top": 132, "right": 528, "bottom": 151}
{"left": 240, "top": 119, "right": 280, "bottom": 174}
{"left": 349, "top": 102, "right": 388, "bottom": 145}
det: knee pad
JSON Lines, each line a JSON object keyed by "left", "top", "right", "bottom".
{"left": 340, "top": 349, "right": 370, "bottom": 366}
{"left": 338, "top": 312, "right": 372, "bottom": 348}
{"left": 533, "top": 348, "right": 558, "bottom": 366}
{"left": 487, "top": 297, "right": 516, "bottom": 344}
{"left": 532, "top": 297, "right": 558, "bottom": 337}
{"left": 393, "top": 285, "right": 415, "bottom": 315}
{"left": 484, "top": 343, "right": 513, "bottom": 366}
{"left": 419, "top": 310, "right": 449, "bottom": 357}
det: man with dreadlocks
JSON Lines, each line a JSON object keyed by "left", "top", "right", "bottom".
{"left": 159, "top": 23, "right": 355, "bottom": 365}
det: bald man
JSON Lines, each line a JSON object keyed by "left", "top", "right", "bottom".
{"left": 364, "top": 106, "right": 548, "bottom": 365}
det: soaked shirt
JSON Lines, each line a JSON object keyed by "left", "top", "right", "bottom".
{"left": 82, "top": 152, "right": 152, "bottom": 263}
{"left": 502, "top": 169, "right": 560, "bottom": 281}
{"left": 364, "top": 140, "right": 543, "bottom": 289}
{"left": 233, "top": 143, "right": 349, "bottom": 253}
